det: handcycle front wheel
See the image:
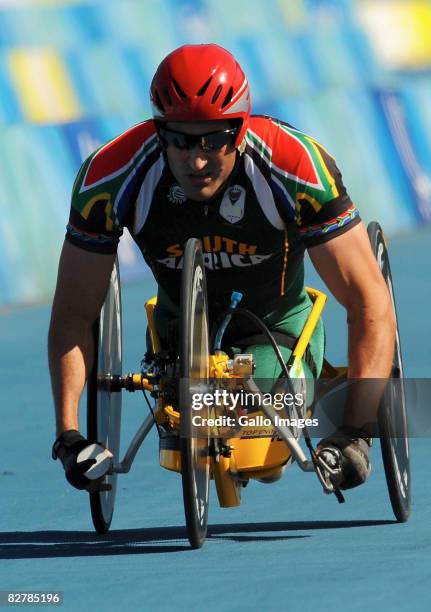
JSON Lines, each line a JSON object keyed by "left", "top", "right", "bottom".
{"left": 87, "top": 257, "right": 122, "bottom": 534}
{"left": 179, "top": 238, "right": 211, "bottom": 549}
{"left": 367, "top": 221, "right": 411, "bottom": 522}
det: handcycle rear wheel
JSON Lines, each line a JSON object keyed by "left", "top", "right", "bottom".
{"left": 179, "top": 238, "right": 211, "bottom": 549}
{"left": 87, "top": 258, "right": 122, "bottom": 534}
{"left": 367, "top": 222, "right": 411, "bottom": 522}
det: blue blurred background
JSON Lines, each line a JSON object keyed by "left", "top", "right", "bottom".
{"left": 1, "top": 7, "right": 430, "bottom": 609}
{"left": 0, "top": 0, "right": 431, "bottom": 307}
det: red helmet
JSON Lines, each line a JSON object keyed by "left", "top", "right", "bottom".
{"left": 150, "top": 44, "right": 250, "bottom": 148}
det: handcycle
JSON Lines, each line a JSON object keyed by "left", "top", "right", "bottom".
{"left": 86, "top": 221, "right": 411, "bottom": 548}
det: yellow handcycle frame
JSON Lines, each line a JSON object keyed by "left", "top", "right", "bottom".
{"left": 88, "top": 222, "right": 411, "bottom": 537}
{"left": 141, "top": 287, "right": 343, "bottom": 508}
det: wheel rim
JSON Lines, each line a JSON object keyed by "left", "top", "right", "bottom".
{"left": 369, "top": 224, "right": 411, "bottom": 520}
{"left": 88, "top": 259, "right": 122, "bottom": 532}
{"left": 188, "top": 262, "right": 210, "bottom": 530}
{"left": 180, "top": 239, "right": 211, "bottom": 547}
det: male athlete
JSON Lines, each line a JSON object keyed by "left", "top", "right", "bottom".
{"left": 49, "top": 44, "right": 395, "bottom": 492}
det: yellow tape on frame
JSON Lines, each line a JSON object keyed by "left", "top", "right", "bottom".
{"left": 8, "top": 48, "right": 82, "bottom": 123}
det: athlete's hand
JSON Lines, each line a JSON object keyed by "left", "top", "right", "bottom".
{"left": 52, "top": 430, "right": 113, "bottom": 492}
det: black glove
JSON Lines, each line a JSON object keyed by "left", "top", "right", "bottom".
{"left": 52, "top": 430, "right": 111, "bottom": 492}
{"left": 317, "top": 426, "right": 372, "bottom": 490}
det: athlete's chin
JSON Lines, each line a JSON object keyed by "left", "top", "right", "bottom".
{"left": 183, "top": 181, "right": 220, "bottom": 201}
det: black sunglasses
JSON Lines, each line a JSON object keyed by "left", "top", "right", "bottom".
{"left": 157, "top": 126, "right": 238, "bottom": 152}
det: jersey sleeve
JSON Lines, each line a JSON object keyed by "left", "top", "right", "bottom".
{"left": 65, "top": 120, "right": 160, "bottom": 254}
{"left": 246, "top": 118, "right": 361, "bottom": 246}
{"left": 65, "top": 152, "right": 123, "bottom": 254}
{"left": 293, "top": 138, "right": 360, "bottom": 247}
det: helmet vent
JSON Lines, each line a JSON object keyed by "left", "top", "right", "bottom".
{"left": 197, "top": 77, "right": 212, "bottom": 96}
{"left": 172, "top": 78, "right": 187, "bottom": 99}
{"left": 211, "top": 84, "right": 223, "bottom": 104}
{"left": 163, "top": 87, "right": 172, "bottom": 106}
{"left": 154, "top": 90, "right": 165, "bottom": 112}
{"left": 221, "top": 86, "right": 234, "bottom": 108}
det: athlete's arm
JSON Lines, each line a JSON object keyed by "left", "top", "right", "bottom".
{"left": 48, "top": 241, "right": 116, "bottom": 437}
{"left": 308, "top": 221, "right": 396, "bottom": 432}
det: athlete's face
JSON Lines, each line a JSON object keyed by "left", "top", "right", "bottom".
{"left": 161, "top": 120, "right": 237, "bottom": 201}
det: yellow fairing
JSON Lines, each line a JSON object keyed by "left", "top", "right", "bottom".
{"left": 230, "top": 436, "right": 291, "bottom": 473}
{"left": 160, "top": 449, "right": 181, "bottom": 473}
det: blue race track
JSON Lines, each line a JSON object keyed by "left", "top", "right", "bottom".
{"left": 1, "top": 226, "right": 430, "bottom": 612}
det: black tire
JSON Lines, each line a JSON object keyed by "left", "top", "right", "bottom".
{"left": 87, "top": 258, "right": 122, "bottom": 534}
{"left": 179, "top": 239, "right": 211, "bottom": 549}
{"left": 367, "top": 222, "right": 411, "bottom": 522}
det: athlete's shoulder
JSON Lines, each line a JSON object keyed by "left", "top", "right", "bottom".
{"left": 246, "top": 115, "right": 341, "bottom": 198}
{"left": 247, "top": 115, "right": 324, "bottom": 167}
{"left": 75, "top": 120, "right": 159, "bottom": 192}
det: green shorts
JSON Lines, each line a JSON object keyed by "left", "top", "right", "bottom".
{"left": 227, "top": 310, "right": 324, "bottom": 380}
